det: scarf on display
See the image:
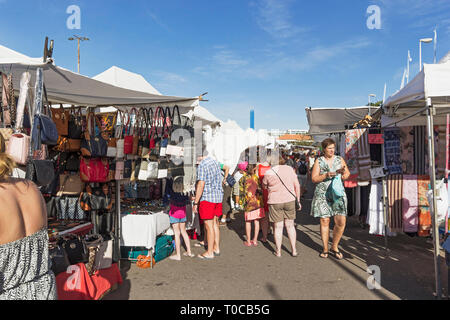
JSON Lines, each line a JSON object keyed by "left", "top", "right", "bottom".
{"left": 367, "top": 179, "right": 385, "bottom": 236}
{"left": 402, "top": 175, "right": 419, "bottom": 233}
{"left": 417, "top": 175, "right": 431, "bottom": 237}
{"left": 414, "top": 126, "right": 427, "bottom": 175}
{"left": 387, "top": 174, "right": 403, "bottom": 233}
{"left": 384, "top": 127, "right": 402, "bottom": 175}
{"left": 1, "top": 73, "right": 12, "bottom": 126}
{"left": 399, "top": 127, "right": 414, "bottom": 175}
{"left": 356, "top": 129, "right": 371, "bottom": 182}
{"left": 344, "top": 129, "right": 363, "bottom": 188}
{"left": 437, "top": 125, "right": 447, "bottom": 179}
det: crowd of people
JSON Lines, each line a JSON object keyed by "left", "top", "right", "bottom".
{"left": 0, "top": 138, "right": 350, "bottom": 299}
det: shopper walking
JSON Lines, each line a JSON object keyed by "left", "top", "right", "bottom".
{"left": 257, "top": 160, "right": 271, "bottom": 242}
{"left": 240, "top": 164, "right": 265, "bottom": 246}
{"left": 0, "top": 153, "right": 57, "bottom": 300}
{"left": 263, "top": 155, "right": 301, "bottom": 257}
{"left": 165, "top": 179, "right": 194, "bottom": 261}
{"left": 233, "top": 162, "right": 248, "bottom": 211}
{"left": 193, "top": 151, "right": 223, "bottom": 259}
{"left": 219, "top": 163, "right": 232, "bottom": 226}
{"left": 297, "top": 156, "right": 308, "bottom": 197}
{"left": 311, "top": 138, "right": 350, "bottom": 260}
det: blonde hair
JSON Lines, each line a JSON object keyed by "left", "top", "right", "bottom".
{"left": 0, "top": 153, "right": 16, "bottom": 180}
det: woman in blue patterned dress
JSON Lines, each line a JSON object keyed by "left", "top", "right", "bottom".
{"left": 311, "top": 139, "right": 350, "bottom": 260}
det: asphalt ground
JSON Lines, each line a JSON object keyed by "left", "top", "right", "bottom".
{"left": 104, "top": 177, "right": 449, "bottom": 300}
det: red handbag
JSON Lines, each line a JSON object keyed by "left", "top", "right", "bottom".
{"left": 124, "top": 108, "right": 137, "bottom": 155}
{"left": 79, "top": 157, "right": 109, "bottom": 183}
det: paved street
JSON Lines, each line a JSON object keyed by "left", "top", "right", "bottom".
{"left": 105, "top": 178, "right": 448, "bottom": 300}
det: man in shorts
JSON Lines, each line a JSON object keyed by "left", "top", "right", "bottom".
{"left": 193, "top": 153, "right": 224, "bottom": 259}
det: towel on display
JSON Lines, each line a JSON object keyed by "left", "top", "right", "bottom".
{"left": 402, "top": 175, "right": 419, "bottom": 233}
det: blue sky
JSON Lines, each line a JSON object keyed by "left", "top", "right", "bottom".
{"left": 1, "top": 0, "right": 450, "bottom": 130}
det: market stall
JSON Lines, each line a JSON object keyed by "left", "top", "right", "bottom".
{"left": 0, "top": 44, "right": 201, "bottom": 299}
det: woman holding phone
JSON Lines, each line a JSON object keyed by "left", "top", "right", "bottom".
{"left": 311, "top": 138, "right": 350, "bottom": 260}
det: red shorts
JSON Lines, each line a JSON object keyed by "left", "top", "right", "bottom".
{"left": 199, "top": 201, "right": 222, "bottom": 220}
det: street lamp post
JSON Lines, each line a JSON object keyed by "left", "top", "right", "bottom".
{"left": 368, "top": 94, "right": 376, "bottom": 115}
{"left": 419, "top": 38, "right": 433, "bottom": 72}
{"left": 68, "top": 35, "right": 89, "bottom": 73}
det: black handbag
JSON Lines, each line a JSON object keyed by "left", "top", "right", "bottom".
{"left": 49, "top": 242, "right": 71, "bottom": 275}
{"left": 46, "top": 196, "right": 58, "bottom": 219}
{"left": 123, "top": 160, "right": 132, "bottom": 179}
{"left": 137, "top": 181, "right": 151, "bottom": 199}
{"left": 57, "top": 196, "right": 86, "bottom": 220}
{"left": 64, "top": 153, "right": 80, "bottom": 172}
{"left": 61, "top": 235, "right": 89, "bottom": 265}
{"left": 68, "top": 106, "right": 83, "bottom": 139}
{"left": 168, "top": 157, "right": 184, "bottom": 178}
{"left": 32, "top": 85, "right": 59, "bottom": 150}
{"left": 79, "top": 184, "right": 113, "bottom": 212}
{"left": 26, "top": 159, "right": 56, "bottom": 187}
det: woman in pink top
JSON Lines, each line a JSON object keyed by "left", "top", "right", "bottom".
{"left": 262, "top": 156, "right": 301, "bottom": 257}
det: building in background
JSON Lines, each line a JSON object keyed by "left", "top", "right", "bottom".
{"left": 267, "top": 129, "right": 308, "bottom": 138}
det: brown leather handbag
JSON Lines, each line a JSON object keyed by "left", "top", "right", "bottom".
{"left": 54, "top": 136, "right": 81, "bottom": 152}
{"left": 51, "top": 104, "right": 69, "bottom": 136}
{"left": 57, "top": 174, "right": 84, "bottom": 196}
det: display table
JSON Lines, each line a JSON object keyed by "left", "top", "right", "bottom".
{"left": 120, "top": 211, "right": 170, "bottom": 249}
{"left": 48, "top": 221, "right": 93, "bottom": 240}
{"left": 56, "top": 263, "right": 122, "bottom": 300}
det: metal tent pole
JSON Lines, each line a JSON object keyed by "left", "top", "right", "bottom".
{"left": 380, "top": 128, "right": 389, "bottom": 250}
{"left": 116, "top": 180, "right": 121, "bottom": 270}
{"left": 426, "top": 98, "right": 442, "bottom": 299}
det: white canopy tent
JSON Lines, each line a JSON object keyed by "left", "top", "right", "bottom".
{"left": 383, "top": 59, "right": 450, "bottom": 300}
{"left": 205, "top": 120, "right": 275, "bottom": 172}
{"left": 93, "top": 66, "right": 162, "bottom": 96}
{"left": 0, "top": 45, "right": 199, "bottom": 108}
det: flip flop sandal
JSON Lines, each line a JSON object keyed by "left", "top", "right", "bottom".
{"left": 251, "top": 241, "right": 258, "bottom": 247}
{"left": 319, "top": 252, "right": 329, "bottom": 258}
{"left": 273, "top": 252, "right": 281, "bottom": 257}
{"left": 197, "top": 254, "right": 214, "bottom": 260}
{"left": 214, "top": 251, "right": 221, "bottom": 256}
{"left": 330, "top": 249, "right": 344, "bottom": 260}
{"left": 183, "top": 253, "right": 195, "bottom": 258}
{"left": 243, "top": 241, "right": 252, "bottom": 247}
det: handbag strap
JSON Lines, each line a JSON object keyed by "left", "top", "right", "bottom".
{"left": 270, "top": 168, "right": 297, "bottom": 201}
{"left": 172, "top": 105, "right": 181, "bottom": 127}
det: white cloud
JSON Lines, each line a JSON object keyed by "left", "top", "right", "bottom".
{"left": 252, "top": 0, "right": 309, "bottom": 39}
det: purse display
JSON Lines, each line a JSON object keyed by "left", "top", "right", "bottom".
{"left": 61, "top": 235, "right": 89, "bottom": 265}
{"left": 54, "top": 136, "right": 81, "bottom": 152}
{"left": 115, "top": 161, "right": 124, "bottom": 180}
{"left": 141, "top": 108, "right": 153, "bottom": 158}
{"left": 123, "top": 108, "right": 138, "bottom": 155}
{"left": 68, "top": 106, "right": 83, "bottom": 139}
{"left": 57, "top": 174, "right": 84, "bottom": 196}
{"left": 49, "top": 242, "right": 71, "bottom": 275}
{"left": 79, "top": 157, "right": 109, "bottom": 183}
{"left": 115, "top": 110, "right": 125, "bottom": 159}
{"left": 32, "top": 79, "right": 58, "bottom": 149}
{"left": 80, "top": 111, "right": 108, "bottom": 157}
{"left": 79, "top": 184, "right": 114, "bottom": 211}
{"left": 6, "top": 133, "right": 30, "bottom": 165}
{"left": 51, "top": 104, "right": 69, "bottom": 136}
{"left": 57, "top": 196, "right": 86, "bottom": 220}
{"left": 25, "top": 159, "right": 56, "bottom": 187}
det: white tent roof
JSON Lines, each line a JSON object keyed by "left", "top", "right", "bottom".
{"left": 384, "top": 61, "right": 450, "bottom": 110}
{"left": 306, "top": 106, "right": 379, "bottom": 134}
{"left": 0, "top": 45, "right": 198, "bottom": 108}
{"left": 93, "top": 66, "right": 162, "bottom": 95}
{"left": 182, "top": 105, "right": 222, "bottom": 127}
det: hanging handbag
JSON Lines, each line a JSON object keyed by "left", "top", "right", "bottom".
{"left": 159, "top": 107, "right": 172, "bottom": 156}
{"left": 51, "top": 104, "right": 69, "bottom": 136}
{"left": 140, "top": 108, "right": 153, "bottom": 158}
{"left": 63, "top": 153, "right": 80, "bottom": 172}
{"left": 61, "top": 235, "right": 89, "bottom": 265}
{"left": 123, "top": 108, "right": 138, "bottom": 155}
{"left": 271, "top": 168, "right": 301, "bottom": 211}
{"left": 68, "top": 106, "right": 84, "bottom": 139}
{"left": 124, "top": 182, "right": 138, "bottom": 199}
{"left": 80, "top": 111, "right": 108, "bottom": 158}
{"left": 115, "top": 110, "right": 125, "bottom": 159}
{"left": 57, "top": 174, "right": 84, "bottom": 196}
{"left": 54, "top": 136, "right": 81, "bottom": 152}
{"left": 32, "top": 81, "right": 59, "bottom": 149}
{"left": 25, "top": 159, "right": 56, "bottom": 187}
{"left": 96, "top": 112, "right": 117, "bottom": 133}
{"left": 57, "top": 196, "right": 86, "bottom": 220}
{"left": 138, "top": 160, "right": 150, "bottom": 181}
{"left": 107, "top": 134, "right": 117, "bottom": 158}
{"left": 79, "top": 184, "right": 114, "bottom": 211}
{"left": 115, "top": 160, "right": 124, "bottom": 180}
{"left": 123, "top": 159, "right": 132, "bottom": 179}
{"left": 166, "top": 106, "right": 185, "bottom": 157}
{"left": 149, "top": 107, "right": 165, "bottom": 157}
{"left": 136, "top": 108, "right": 147, "bottom": 157}
{"left": 79, "top": 157, "right": 109, "bottom": 183}
{"left": 137, "top": 181, "right": 151, "bottom": 199}
{"left": 158, "top": 157, "right": 169, "bottom": 179}
{"left": 15, "top": 71, "right": 31, "bottom": 131}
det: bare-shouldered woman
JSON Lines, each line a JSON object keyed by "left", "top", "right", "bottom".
{"left": 0, "top": 153, "right": 57, "bottom": 300}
